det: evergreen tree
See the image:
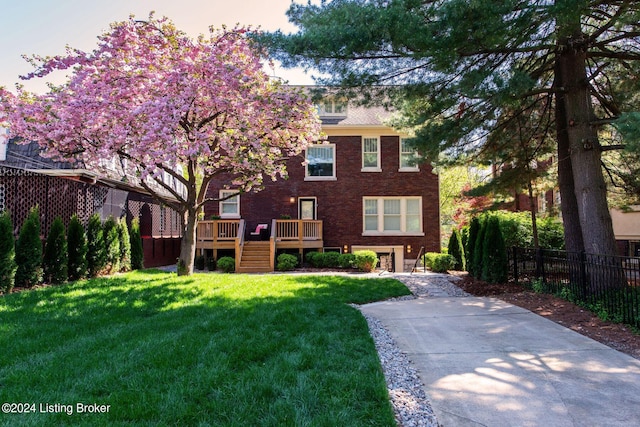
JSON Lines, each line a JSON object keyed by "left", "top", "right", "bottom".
{"left": 482, "top": 216, "right": 509, "bottom": 284}
{"left": 130, "top": 217, "right": 144, "bottom": 270}
{"left": 447, "top": 228, "right": 465, "bottom": 271}
{"left": 118, "top": 218, "right": 132, "bottom": 272}
{"left": 472, "top": 216, "right": 487, "bottom": 280}
{"left": 43, "top": 217, "right": 68, "bottom": 284}
{"left": 0, "top": 211, "right": 17, "bottom": 293}
{"left": 67, "top": 214, "right": 88, "bottom": 281}
{"left": 103, "top": 216, "right": 121, "bottom": 275}
{"left": 15, "top": 206, "right": 43, "bottom": 287}
{"left": 261, "top": 0, "right": 640, "bottom": 262}
{"left": 466, "top": 216, "right": 480, "bottom": 276}
{"left": 87, "top": 213, "right": 106, "bottom": 277}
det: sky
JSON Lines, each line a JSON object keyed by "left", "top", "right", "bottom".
{"left": 0, "top": 0, "right": 316, "bottom": 93}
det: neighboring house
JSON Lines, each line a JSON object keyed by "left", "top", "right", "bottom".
{"left": 611, "top": 206, "right": 640, "bottom": 258}
{"left": 198, "top": 93, "right": 441, "bottom": 272}
{"left": 0, "top": 136, "right": 183, "bottom": 268}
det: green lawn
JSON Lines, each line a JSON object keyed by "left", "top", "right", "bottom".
{"left": 0, "top": 271, "right": 410, "bottom": 426}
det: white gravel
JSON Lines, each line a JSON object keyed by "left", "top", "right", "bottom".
{"left": 354, "top": 272, "right": 470, "bottom": 427}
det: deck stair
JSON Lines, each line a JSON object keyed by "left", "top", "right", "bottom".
{"left": 237, "top": 241, "right": 272, "bottom": 273}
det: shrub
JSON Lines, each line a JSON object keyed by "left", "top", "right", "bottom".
{"left": 87, "top": 213, "right": 106, "bottom": 277}
{"left": 103, "top": 216, "right": 121, "bottom": 274}
{"left": 537, "top": 217, "right": 565, "bottom": 249}
{"left": 472, "top": 216, "right": 487, "bottom": 279}
{"left": 15, "top": 206, "right": 43, "bottom": 287}
{"left": 354, "top": 250, "right": 378, "bottom": 272}
{"left": 481, "top": 215, "right": 508, "bottom": 283}
{"left": 43, "top": 217, "right": 68, "bottom": 284}
{"left": 217, "top": 256, "right": 235, "bottom": 273}
{"left": 466, "top": 216, "right": 480, "bottom": 276}
{"left": 493, "top": 211, "right": 533, "bottom": 249}
{"left": 0, "top": 211, "right": 17, "bottom": 293}
{"left": 421, "top": 252, "right": 456, "bottom": 273}
{"left": 130, "top": 217, "right": 144, "bottom": 270}
{"left": 447, "top": 228, "right": 465, "bottom": 271}
{"left": 322, "top": 251, "right": 341, "bottom": 268}
{"left": 67, "top": 214, "right": 88, "bottom": 281}
{"left": 305, "top": 251, "right": 321, "bottom": 267}
{"left": 194, "top": 255, "right": 205, "bottom": 270}
{"left": 338, "top": 253, "right": 356, "bottom": 269}
{"left": 118, "top": 218, "right": 132, "bottom": 272}
{"left": 277, "top": 253, "right": 298, "bottom": 271}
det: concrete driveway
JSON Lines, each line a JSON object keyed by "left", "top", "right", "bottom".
{"left": 361, "top": 295, "right": 640, "bottom": 426}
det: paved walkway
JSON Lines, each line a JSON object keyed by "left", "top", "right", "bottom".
{"left": 362, "top": 273, "right": 640, "bottom": 427}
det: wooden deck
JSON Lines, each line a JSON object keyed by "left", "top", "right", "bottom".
{"left": 195, "top": 219, "right": 323, "bottom": 271}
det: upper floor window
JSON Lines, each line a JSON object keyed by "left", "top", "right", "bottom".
{"left": 305, "top": 144, "right": 336, "bottom": 180}
{"left": 317, "top": 100, "right": 347, "bottom": 117}
{"left": 219, "top": 190, "right": 240, "bottom": 218}
{"left": 362, "top": 137, "right": 381, "bottom": 171}
{"left": 399, "top": 139, "right": 420, "bottom": 171}
{"left": 363, "top": 197, "right": 423, "bottom": 235}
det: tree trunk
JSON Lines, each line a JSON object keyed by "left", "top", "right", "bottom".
{"left": 527, "top": 180, "right": 540, "bottom": 248}
{"left": 177, "top": 208, "right": 197, "bottom": 276}
{"left": 554, "top": 58, "right": 585, "bottom": 254}
{"left": 558, "top": 34, "right": 618, "bottom": 257}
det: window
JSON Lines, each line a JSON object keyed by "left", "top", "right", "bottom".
{"left": 219, "top": 190, "right": 240, "bottom": 218}
{"left": 363, "top": 197, "right": 423, "bottom": 235}
{"left": 305, "top": 144, "right": 336, "bottom": 180}
{"left": 399, "top": 139, "right": 420, "bottom": 171}
{"left": 362, "top": 137, "right": 381, "bottom": 171}
{"left": 317, "top": 100, "right": 347, "bottom": 116}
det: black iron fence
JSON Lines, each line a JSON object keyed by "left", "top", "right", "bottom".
{"left": 511, "top": 247, "right": 640, "bottom": 328}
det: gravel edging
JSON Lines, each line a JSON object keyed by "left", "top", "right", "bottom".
{"left": 354, "top": 272, "right": 470, "bottom": 427}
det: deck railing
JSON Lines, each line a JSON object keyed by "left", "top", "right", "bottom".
{"left": 275, "top": 220, "right": 323, "bottom": 241}
{"left": 196, "top": 219, "right": 242, "bottom": 243}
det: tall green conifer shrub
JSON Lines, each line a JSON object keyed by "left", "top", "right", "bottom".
{"left": 0, "top": 211, "right": 17, "bottom": 293}
{"left": 447, "top": 228, "right": 465, "bottom": 271}
{"left": 466, "top": 217, "right": 480, "bottom": 276}
{"left": 15, "top": 206, "right": 43, "bottom": 287}
{"left": 130, "top": 218, "right": 144, "bottom": 270}
{"left": 87, "top": 213, "right": 106, "bottom": 277}
{"left": 43, "top": 217, "right": 68, "bottom": 284}
{"left": 118, "top": 218, "right": 132, "bottom": 272}
{"left": 482, "top": 216, "right": 509, "bottom": 283}
{"left": 67, "top": 214, "right": 88, "bottom": 281}
{"left": 103, "top": 216, "right": 121, "bottom": 274}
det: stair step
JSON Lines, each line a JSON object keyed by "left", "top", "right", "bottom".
{"left": 239, "top": 242, "right": 272, "bottom": 272}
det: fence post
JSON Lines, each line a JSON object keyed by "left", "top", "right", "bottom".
{"left": 513, "top": 246, "right": 519, "bottom": 284}
{"left": 579, "top": 251, "right": 587, "bottom": 297}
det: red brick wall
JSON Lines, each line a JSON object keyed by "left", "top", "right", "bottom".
{"left": 204, "top": 134, "right": 440, "bottom": 255}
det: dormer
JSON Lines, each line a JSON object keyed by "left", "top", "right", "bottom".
{"left": 316, "top": 98, "right": 348, "bottom": 118}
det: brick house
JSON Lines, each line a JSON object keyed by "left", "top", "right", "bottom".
{"left": 0, "top": 134, "right": 183, "bottom": 268}
{"left": 197, "top": 94, "right": 441, "bottom": 272}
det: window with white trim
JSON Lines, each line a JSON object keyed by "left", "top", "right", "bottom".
{"left": 399, "top": 139, "right": 420, "bottom": 171}
{"left": 219, "top": 190, "right": 240, "bottom": 218}
{"left": 362, "top": 137, "right": 381, "bottom": 171}
{"left": 305, "top": 144, "right": 336, "bottom": 180}
{"left": 363, "top": 197, "right": 423, "bottom": 235}
{"left": 317, "top": 100, "right": 347, "bottom": 117}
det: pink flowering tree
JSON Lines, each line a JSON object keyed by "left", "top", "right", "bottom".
{"left": 0, "top": 15, "right": 322, "bottom": 275}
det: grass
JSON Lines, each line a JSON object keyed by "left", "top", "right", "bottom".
{"left": 0, "top": 271, "right": 411, "bottom": 426}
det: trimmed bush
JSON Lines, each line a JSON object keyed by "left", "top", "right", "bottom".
{"left": 217, "top": 256, "right": 235, "bottom": 273}
{"left": 130, "top": 217, "right": 144, "bottom": 270}
{"left": 277, "top": 253, "right": 298, "bottom": 271}
{"left": 87, "top": 214, "right": 106, "bottom": 277}
{"left": 422, "top": 252, "right": 456, "bottom": 273}
{"left": 447, "top": 228, "right": 465, "bottom": 271}
{"left": 538, "top": 217, "right": 565, "bottom": 249}
{"left": 118, "top": 218, "right": 132, "bottom": 272}
{"left": 482, "top": 215, "right": 508, "bottom": 283}
{"left": 321, "top": 251, "right": 341, "bottom": 268}
{"left": 354, "top": 250, "right": 378, "bottom": 272}
{"left": 0, "top": 211, "right": 17, "bottom": 293}
{"left": 305, "top": 251, "right": 320, "bottom": 267}
{"left": 194, "top": 255, "right": 205, "bottom": 270}
{"left": 15, "top": 206, "right": 43, "bottom": 287}
{"left": 338, "top": 253, "right": 356, "bottom": 269}
{"left": 43, "top": 217, "right": 68, "bottom": 284}
{"left": 67, "top": 214, "right": 88, "bottom": 281}
{"left": 103, "top": 216, "right": 121, "bottom": 274}
{"left": 466, "top": 216, "right": 480, "bottom": 276}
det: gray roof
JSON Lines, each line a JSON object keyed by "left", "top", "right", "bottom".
{"left": 321, "top": 104, "right": 394, "bottom": 126}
